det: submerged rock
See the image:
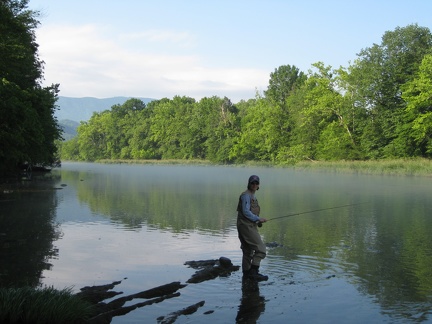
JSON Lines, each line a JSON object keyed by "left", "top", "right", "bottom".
{"left": 265, "top": 241, "right": 283, "bottom": 248}
{"left": 76, "top": 280, "right": 186, "bottom": 323}
{"left": 75, "top": 256, "right": 239, "bottom": 322}
{"left": 157, "top": 300, "right": 205, "bottom": 324}
{"left": 185, "top": 256, "right": 240, "bottom": 283}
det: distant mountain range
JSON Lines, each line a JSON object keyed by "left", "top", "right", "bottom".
{"left": 59, "top": 119, "right": 80, "bottom": 141}
{"left": 55, "top": 96, "right": 154, "bottom": 122}
{"left": 56, "top": 96, "right": 154, "bottom": 140}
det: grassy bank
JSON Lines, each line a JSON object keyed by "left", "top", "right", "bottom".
{"left": 96, "top": 158, "right": 432, "bottom": 177}
{"left": 293, "top": 158, "right": 432, "bottom": 176}
{"left": 0, "top": 286, "right": 94, "bottom": 323}
{"left": 98, "top": 158, "right": 213, "bottom": 165}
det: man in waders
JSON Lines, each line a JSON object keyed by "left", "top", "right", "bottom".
{"left": 237, "top": 175, "right": 268, "bottom": 281}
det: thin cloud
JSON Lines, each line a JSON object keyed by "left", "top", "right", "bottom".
{"left": 36, "top": 23, "right": 269, "bottom": 101}
{"left": 122, "top": 29, "right": 197, "bottom": 47}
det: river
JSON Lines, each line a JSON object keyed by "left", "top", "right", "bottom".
{"left": 1, "top": 162, "right": 432, "bottom": 323}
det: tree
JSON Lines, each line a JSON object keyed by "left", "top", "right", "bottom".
{"left": 231, "top": 95, "right": 283, "bottom": 162}
{"left": 0, "top": 0, "right": 61, "bottom": 175}
{"left": 264, "top": 65, "right": 306, "bottom": 105}
{"left": 402, "top": 54, "right": 432, "bottom": 156}
{"left": 105, "top": 99, "right": 146, "bottom": 159}
{"left": 149, "top": 96, "right": 196, "bottom": 159}
{"left": 301, "top": 63, "right": 354, "bottom": 160}
{"left": 347, "top": 24, "right": 432, "bottom": 158}
{"left": 128, "top": 101, "right": 158, "bottom": 159}
{"left": 231, "top": 65, "right": 308, "bottom": 164}
{"left": 76, "top": 113, "right": 110, "bottom": 161}
{"left": 0, "top": 0, "right": 42, "bottom": 88}
{"left": 194, "top": 96, "right": 239, "bottom": 163}
{"left": 274, "top": 84, "right": 310, "bottom": 163}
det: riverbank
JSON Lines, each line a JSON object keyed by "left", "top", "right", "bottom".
{"left": 2, "top": 158, "right": 430, "bottom": 190}
{"left": 96, "top": 158, "right": 432, "bottom": 177}
{"left": 293, "top": 158, "right": 432, "bottom": 176}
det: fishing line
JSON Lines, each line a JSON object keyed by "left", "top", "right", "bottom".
{"left": 264, "top": 202, "right": 369, "bottom": 223}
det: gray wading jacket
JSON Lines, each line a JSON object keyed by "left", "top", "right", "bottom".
{"left": 237, "top": 191, "right": 260, "bottom": 223}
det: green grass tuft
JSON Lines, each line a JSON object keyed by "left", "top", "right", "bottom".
{"left": 0, "top": 286, "right": 95, "bottom": 323}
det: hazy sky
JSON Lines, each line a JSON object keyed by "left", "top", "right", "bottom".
{"left": 29, "top": 0, "right": 432, "bottom": 103}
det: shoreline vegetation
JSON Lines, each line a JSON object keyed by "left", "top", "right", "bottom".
{"left": 95, "top": 158, "right": 432, "bottom": 177}
{"left": 1, "top": 258, "right": 238, "bottom": 323}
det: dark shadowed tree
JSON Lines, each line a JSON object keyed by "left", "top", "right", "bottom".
{"left": 264, "top": 64, "right": 306, "bottom": 105}
{"left": 0, "top": 0, "right": 61, "bottom": 176}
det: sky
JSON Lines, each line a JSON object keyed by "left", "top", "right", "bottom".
{"left": 28, "top": 0, "right": 432, "bottom": 103}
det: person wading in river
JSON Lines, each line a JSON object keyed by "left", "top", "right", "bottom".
{"left": 237, "top": 175, "right": 268, "bottom": 281}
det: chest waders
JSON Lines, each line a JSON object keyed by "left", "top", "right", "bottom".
{"left": 237, "top": 191, "right": 268, "bottom": 281}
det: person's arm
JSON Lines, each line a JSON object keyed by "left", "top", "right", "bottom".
{"left": 240, "top": 193, "right": 260, "bottom": 222}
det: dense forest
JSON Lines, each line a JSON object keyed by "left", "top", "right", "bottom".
{"left": 2, "top": 0, "right": 432, "bottom": 171}
{"left": 61, "top": 23, "right": 432, "bottom": 164}
{"left": 0, "top": 0, "right": 61, "bottom": 177}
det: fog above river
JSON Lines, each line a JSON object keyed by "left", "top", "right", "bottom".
{"left": 2, "top": 162, "right": 432, "bottom": 323}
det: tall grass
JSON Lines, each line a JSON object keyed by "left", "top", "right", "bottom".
{"left": 94, "top": 158, "right": 432, "bottom": 176}
{"left": 0, "top": 286, "right": 95, "bottom": 323}
{"left": 294, "top": 158, "right": 432, "bottom": 176}
{"left": 98, "top": 158, "right": 212, "bottom": 165}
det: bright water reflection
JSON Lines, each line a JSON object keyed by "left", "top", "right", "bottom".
{"left": 1, "top": 162, "right": 432, "bottom": 323}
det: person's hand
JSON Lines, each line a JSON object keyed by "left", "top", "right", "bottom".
{"left": 256, "top": 217, "right": 267, "bottom": 227}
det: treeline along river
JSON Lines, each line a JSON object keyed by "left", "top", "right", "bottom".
{"left": 1, "top": 162, "right": 432, "bottom": 323}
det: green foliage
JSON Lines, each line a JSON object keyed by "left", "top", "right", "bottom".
{"left": 0, "top": 286, "right": 95, "bottom": 323}
{"left": 59, "top": 24, "right": 432, "bottom": 165}
{"left": 231, "top": 97, "right": 268, "bottom": 162}
{"left": 298, "top": 63, "right": 365, "bottom": 160}
{"left": 149, "top": 96, "right": 196, "bottom": 159}
{"left": 402, "top": 54, "right": 432, "bottom": 156}
{"left": 194, "top": 96, "right": 239, "bottom": 163}
{"left": 0, "top": 0, "right": 61, "bottom": 176}
{"left": 347, "top": 24, "right": 432, "bottom": 158}
{"left": 0, "top": 0, "right": 41, "bottom": 89}
{"left": 265, "top": 64, "right": 307, "bottom": 105}
{"left": 60, "top": 137, "right": 79, "bottom": 160}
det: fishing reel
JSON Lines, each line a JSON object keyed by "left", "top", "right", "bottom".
{"left": 256, "top": 221, "right": 263, "bottom": 228}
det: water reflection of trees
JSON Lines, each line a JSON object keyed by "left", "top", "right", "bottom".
{"left": 60, "top": 166, "right": 432, "bottom": 321}
{"left": 265, "top": 197, "right": 432, "bottom": 322}
{"left": 0, "top": 174, "right": 61, "bottom": 287}
{"left": 64, "top": 170, "right": 235, "bottom": 232}
{"left": 343, "top": 200, "right": 432, "bottom": 321}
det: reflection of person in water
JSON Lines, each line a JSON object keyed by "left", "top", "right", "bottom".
{"left": 237, "top": 175, "right": 268, "bottom": 281}
{"left": 236, "top": 278, "right": 266, "bottom": 323}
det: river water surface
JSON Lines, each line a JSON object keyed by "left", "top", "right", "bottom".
{"left": 1, "top": 162, "right": 432, "bottom": 323}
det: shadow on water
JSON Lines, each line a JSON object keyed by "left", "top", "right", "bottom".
{"left": 0, "top": 172, "right": 62, "bottom": 287}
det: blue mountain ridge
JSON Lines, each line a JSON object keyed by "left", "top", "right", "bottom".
{"left": 55, "top": 96, "right": 154, "bottom": 123}
{"left": 56, "top": 96, "right": 155, "bottom": 140}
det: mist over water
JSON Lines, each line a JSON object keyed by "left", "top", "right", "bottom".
{"left": 2, "top": 162, "right": 432, "bottom": 323}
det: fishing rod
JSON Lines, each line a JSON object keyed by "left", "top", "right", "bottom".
{"left": 257, "top": 202, "right": 368, "bottom": 227}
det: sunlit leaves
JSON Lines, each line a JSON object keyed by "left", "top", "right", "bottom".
{"left": 300, "top": 63, "right": 361, "bottom": 160}
{"left": 402, "top": 54, "right": 432, "bottom": 155}
{"left": 60, "top": 24, "right": 432, "bottom": 163}
{"left": 347, "top": 24, "right": 432, "bottom": 158}
{"left": 265, "top": 64, "right": 306, "bottom": 105}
